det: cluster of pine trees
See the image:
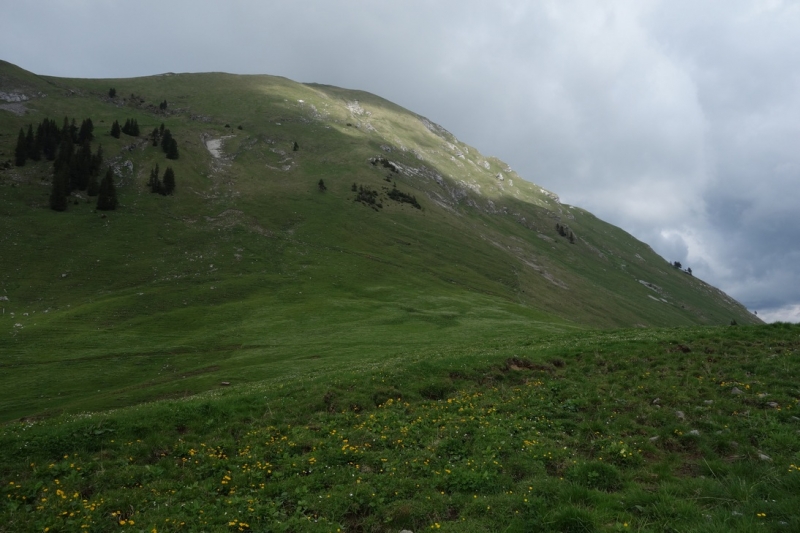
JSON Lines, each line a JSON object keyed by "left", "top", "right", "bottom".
{"left": 162, "top": 129, "right": 179, "bottom": 160}
{"left": 150, "top": 125, "right": 179, "bottom": 160}
{"left": 47, "top": 117, "right": 117, "bottom": 212}
{"left": 159, "top": 100, "right": 168, "bottom": 110}
{"left": 110, "top": 118, "right": 140, "bottom": 138}
{"left": 147, "top": 163, "right": 176, "bottom": 196}
{"left": 15, "top": 118, "right": 94, "bottom": 166}
{"left": 556, "top": 223, "right": 576, "bottom": 244}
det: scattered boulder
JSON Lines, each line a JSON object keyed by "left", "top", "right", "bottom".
{"left": 220, "top": 381, "right": 230, "bottom": 386}
{"left": 676, "top": 410, "right": 685, "bottom": 420}
{"left": 757, "top": 452, "right": 772, "bottom": 462}
{"left": 688, "top": 430, "right": 700, "bottom": 436}
{"left": 731, "top": 387, "right": 744, "bottom": 395}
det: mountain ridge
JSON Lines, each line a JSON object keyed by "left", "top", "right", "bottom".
{"left": 0, "top": 60, "right": 759, "bottom": 420}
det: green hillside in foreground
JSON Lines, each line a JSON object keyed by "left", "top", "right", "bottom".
{"left": 1, "top": 324, "right": 799, "bottom": 532}
{"left": 0, "top": 60, "right": 760, "bottom": 422}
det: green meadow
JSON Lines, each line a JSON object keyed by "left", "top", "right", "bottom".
{"left": 1, "top": 61, "right": 791, "bottom": 532}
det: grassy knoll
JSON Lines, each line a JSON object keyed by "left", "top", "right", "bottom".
{"left": 2, "top": 324, "right": 799, "bottom": 532}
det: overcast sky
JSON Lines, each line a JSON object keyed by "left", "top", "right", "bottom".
{"left": 3, "top": 0, "right": 799, "bottom": 322}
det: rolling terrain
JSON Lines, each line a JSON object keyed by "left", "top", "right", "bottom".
{"left": 0, "top": 60, "right": 758, "bottom": 421}
{"left": 4, "top": 61, "right": 797, "bottom": 533}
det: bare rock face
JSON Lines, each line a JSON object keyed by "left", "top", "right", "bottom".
{"left": 0, "top": 92, "right": 29, "bottom": 102}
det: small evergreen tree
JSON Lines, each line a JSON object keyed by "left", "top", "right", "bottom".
{"left": 69, "top": 119, "right": 78, "bottom": 143}
{"left": 167, "top": 139, "right": 179, "bottom": 159}
{"left": 77, "top": 118, "right": 94, "bottom": 143}
{"left": 318, "top": 179, "right": 326, "bottom": 191}
{"left": 24, "top": 125, "right": 36, "bottom": 159}
{"left": 161, "top": 129, "right": 178, "bottom": 160}
{"left": 53, "top": 135, "right": 74, "bottom": 177}
{"left": 74, "top": 141, "right": 93, "bottom": 190}
{"left": 109, "top": 88, "right": 116, "bottom": 98}
{"left": 31, "top": 123, "right": 43, "bottom": 162}
{"left": 148, "top": 164, "right": 161, "bottom": 193}
{"left": 87, "top": 145, "right": 103, "bottom": 196}
{"left": 110, "top": 120, "right": 121, "bottom": 139}
{"left": 160, "top": 129, "right": 173, "bottom": 151}
{"left": 49, "top": 166, "right": 68, "bottom": 211}
{"left": 569, "top": 231, "right": 576, "bottom": 244}
{"left": 96, "top": 168, "right": 118, "bottom": 210}
{"left": 14, "top": 128, "right": 27, "bottom": 166}
{"left": 293, "top": 141, "right": 299, "bottom": 152}
{"left": 41, "top": 119, "right": 59, "bottom": 161}
{"left": 162, "top": 167, "right": 175, "bottom": 195}
{"left": 151, "top": 128, "right": 159, "bottom": 147}
{"left": 159, "top": 100, "right": 168, "bottom": 110}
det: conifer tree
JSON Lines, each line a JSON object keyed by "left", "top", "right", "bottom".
{"left": 162, "top": 167, "right": 175, "bottom": 195}
{"left": 166, "top": 138, "right": 179, "bottom": 160}
{"left": 151, "top": 128, "right": 159, "bottom": 147}
{"left": 148, "top": 164, "right": 161, "bottom": 193}
{"left": 24, "top": 125, "right": 36, "bottom": 160}
{"left": 53, "top": 135, "right": 74, "bottom": 177}
{"left": 73, "top": 141, "right": 93, "bottom": 190}
{"left": 160, "top": 129, "right": 173, "bottom": 151}
{"left": 32, "top": 123, "right": 43, "bottom": 162}
{"left": 49, "top": 166, "right": 68, "bottom": 211}
{"left": 40, "top": 119, "right": 60, "bottom": 161}
{"left": 318, "top": 179, "right": 326, "bottom": 191}
{"left": 78, "top": 118, "right": 94, "bottom": 143}
{"left": 161, "top": 129, "right": 179, "bottom": 159}
{"left": 110, "top": 120, "right": 121, "bottom": 139}
{"left": 69, "top": 119, "right": 78, "bottom": 143}
{"left": 96, "top": 168, "right": 118, "bottom": 210}
{"left": 108, "top": 87, "right": 116, "bottom": 98}
{"left": 14, "top": 128, "right": 27, "bottom": 166}
{"left": 87, "top": 146, "right": 102, "bottom": 196}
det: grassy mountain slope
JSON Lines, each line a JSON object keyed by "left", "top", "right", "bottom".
{"left": 0, "top": 60, "right": 758, "bottom": 422}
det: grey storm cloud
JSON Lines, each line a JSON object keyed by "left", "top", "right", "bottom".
{"left": 2, "top": 0, "right": 799, "bottom": 321}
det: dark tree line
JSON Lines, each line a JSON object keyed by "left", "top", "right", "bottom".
{"left": 149, "top": 124, "right": 177, "bottom": 158}
{"left": 48, "top": 118, "right": 110, "bottom": 211}
{"left": 14, "top": 118, "right": 93, "bottom": 167}
{"left": 387, "top": 184, "right": 421, "bottom": 209}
